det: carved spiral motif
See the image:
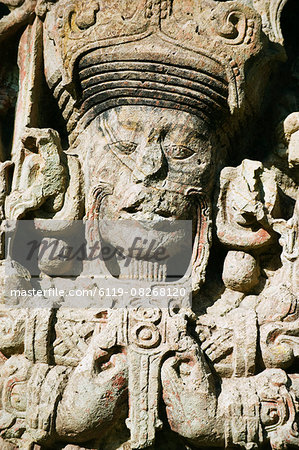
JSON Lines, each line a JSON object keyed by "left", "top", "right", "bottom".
{"left": 132, "top": 307, "right": 161, "bottom": 323}
{"left": 211, "top": 6, "right": 255, "bottom": 45}
{"left": 131, "top": 322, "right": 161, "bottom": 348}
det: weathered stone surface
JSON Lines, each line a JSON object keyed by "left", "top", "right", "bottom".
{"left": 0, "top": 0, "right": 298, "bottom": 449}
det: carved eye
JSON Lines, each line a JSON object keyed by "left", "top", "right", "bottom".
{"left": 109, "top": 141, "right": 137, "bottom": 155}
{"left": 163, "top": 144, "right": 195, "bottom": 160}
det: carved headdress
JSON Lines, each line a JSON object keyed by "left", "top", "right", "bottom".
{"left": 39, "top": 0, "right": 286, "bottom": 143}
{"left": 0, "top": 0, "right": 289, "bottom": 148}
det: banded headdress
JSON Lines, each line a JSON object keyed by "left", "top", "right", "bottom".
{"left": 40, "top": 0, "right": 286, "bottom": 144}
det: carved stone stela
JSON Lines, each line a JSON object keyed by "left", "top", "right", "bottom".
{"left": 0, "top": 0, "right": 298, "bottom": 449}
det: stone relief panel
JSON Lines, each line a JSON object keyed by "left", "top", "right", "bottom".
{"left": 0, "top": 0, "right": 298, "bottom": 449}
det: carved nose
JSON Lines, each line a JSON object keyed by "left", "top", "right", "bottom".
{"left": 132, "top": 143, "right": 166, "bottom": 183}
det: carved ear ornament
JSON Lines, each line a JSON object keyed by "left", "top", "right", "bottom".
{"left": 87, "top": 181, "right": 114, "bottom": 220}
{"left": 187, "top": 192, "right": 211, "bottom": 292}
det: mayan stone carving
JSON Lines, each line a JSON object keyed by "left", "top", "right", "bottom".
{"left": 0, "top": 0, "right": 298, "bottom": 449}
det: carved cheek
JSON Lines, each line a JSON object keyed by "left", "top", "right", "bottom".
{"left": 167, "top": 157, "right": 212, "bottom": 190}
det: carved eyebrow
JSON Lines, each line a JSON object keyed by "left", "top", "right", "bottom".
{"left": 164, "top": 128, "right": 207, "bottom": 142}
{"left": 101, "top": 115, "right": 143, "bottom": 140}
{"left": 117, "top": 119, "right": 143, "bottom": 132}
{"left": 161, "top": 119, "right": 205, "bottom": 137}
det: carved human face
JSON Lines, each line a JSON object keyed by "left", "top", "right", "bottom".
{"left": 80, "top": 106, "right": 217, "bottom": 222}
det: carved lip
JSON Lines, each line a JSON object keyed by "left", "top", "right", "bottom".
{"left": 116, "top": 213, "right": 183, "bottom": 229}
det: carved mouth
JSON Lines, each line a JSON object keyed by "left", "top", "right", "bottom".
{"left": 119, "top": 210, "right": 175, "bottom": 224}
